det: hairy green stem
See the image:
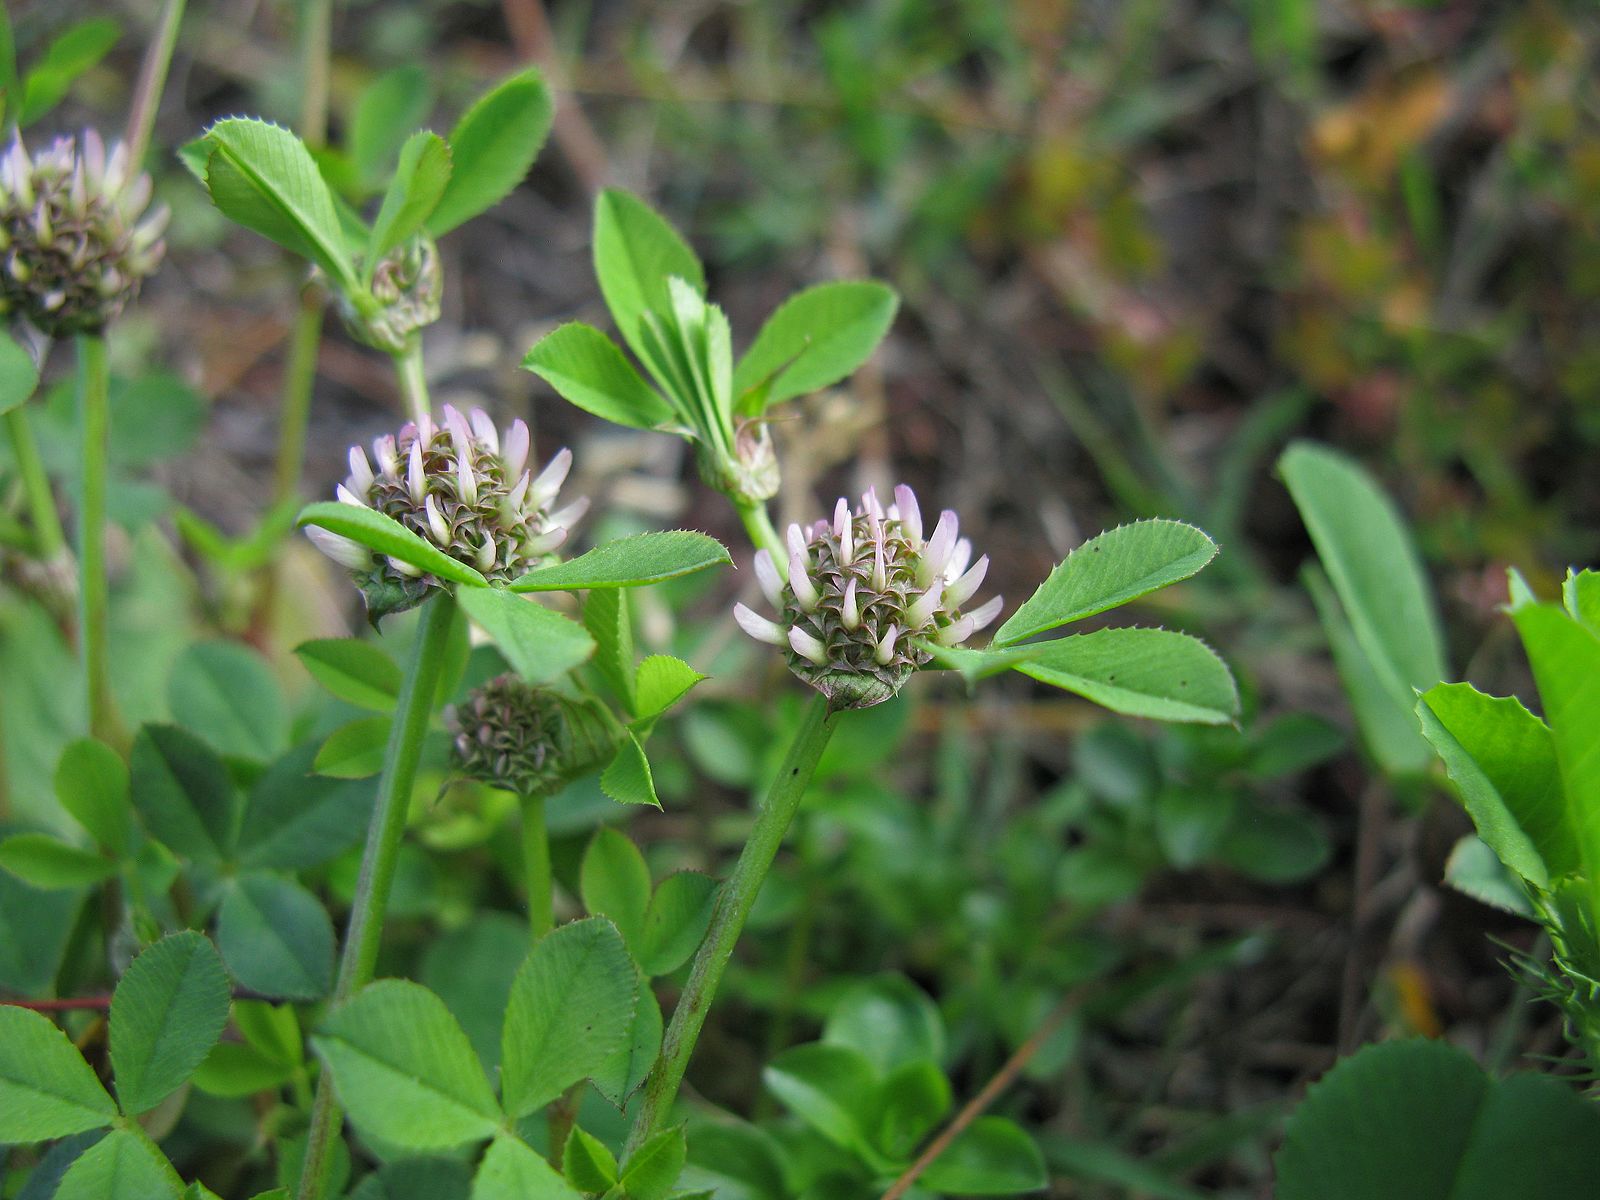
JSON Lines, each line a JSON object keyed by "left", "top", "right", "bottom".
{"left": 123, "top": 0, "right": 187, "bottom": 168}
{"left": 296, "top": 594, "right": 456, "bottom": 1200}
{"left": 625, "top": 694, "right": 836, "bottom": 1151}
{"left": 394, "top": 342, "right": 431, "bottom": 425}
{"left": 521, "top": 790, "right": 553, "bottom": 943}
{"left": 4, "top": 406, "right": 68, "bottom": 563}
{"left": 75, "top": 336, "right": 117, "bottom": 744}
{"left": 734, "top": 498, "right": 785, "bottom": 572}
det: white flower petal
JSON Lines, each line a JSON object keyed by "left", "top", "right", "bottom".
{"left": 306, "top": 527, "right": 368, "bottom": 570}
{"left": 935, "top": 615, "right": 976, "bottom": 646}
{"left": 841, "top": 579, "right": 860, "bottom": 630}
{"left": 894, "top": 484, "right": 923, "bottom": 545}
{"left": 754, "top": 549, "right": 784, "bottom": 607}
{"left": 874, "top": 624, "right": 900, "bottom": 665}
{"left": 469, "top": 408, "right": 499, "bottom": 453}
{"left": 920, "top": 510, "right": 960, "bottom": 584}
{"left": 530, "top": 448, "right": 572, "bottom": 509}
{"left": 967, "top": 595, "right": 1004, "bottom": 631}
{"left": 944, "top": 554, "right": 989, "bottom": 610}
{"left": 734, "top": 602, "right": 787, "bottom": 646}
{"left": 347, "top": 446, "right": 375, "bottom": 492}
{"left": 425, "top": 494, "right": 450, "bottom": 544}
{"left": 907, "top": 586, "right": 941, "bottom": 628}
{"left": 788, "top": 625, "right": 829, "bottom": 665}
{"left": 503, "top": 419, "right": 531, "bottom": 478}
{"left": 788, "top": 547, "right": 821, "bottom": 612}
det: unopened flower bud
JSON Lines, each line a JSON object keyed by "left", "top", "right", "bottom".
{"left": 446, "top": 674, "right": 618, "bottom": 795}
{"left": 696, "top": 418, "right": 780, "bottom": 503}
{"left": 337, "top": 233, "right": 443, "bottom": 353}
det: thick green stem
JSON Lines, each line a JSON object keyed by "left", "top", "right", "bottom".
{"left": 296, "top": 594, "right": 456, "bottom": 1200}
{"left": 393, "top": 342, "right": 430, "bottom": 425}
{"left": 4, "top": 406, "right": 68, "bottom": 563}
{"left": 274, "top": 287, "right": 325, "bottom": 503}
{"left": 76, "top": 336, "right": 117, "bottom": 744}
{"left": 734, "top": 498, "right": 785, "bottom": 571}
{"left": 521, "top": 790, "right": 553, "bottom": 943}
{"left": 625, "top": 694, "right": 836, "bottom": 1151}
{"left": 123, "top": 0, "right": 187, "bottom": 168}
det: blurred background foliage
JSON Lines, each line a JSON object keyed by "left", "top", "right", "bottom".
{"left": 4, "top": 0, "right": 1599, "bottom": 1196}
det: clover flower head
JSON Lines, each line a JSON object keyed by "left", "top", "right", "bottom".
{"left": 733, "top": 484, "right": 1002, "bottom": 709}
{"left": 0, "top": 130, "right": 168, "bottom": 336}
{"left": 337, "top": 232, "right": 442, "bottom": 353}
{"left": 446, "top": 674, "right": 618, "bottom": 795}
{"left": 307, "top": 405, "right": 587, "bottom": 614}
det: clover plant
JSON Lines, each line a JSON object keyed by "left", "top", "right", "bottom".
{"left": 36, "top": 3, "right": 1600, "bottom": 1198}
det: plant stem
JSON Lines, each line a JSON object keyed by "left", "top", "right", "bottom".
{"left": 76, "top": 335, "right": 118, "bottom": 745}
{"left": 879, "top": 994, "right": 1081, "bottom": 1200}
{"left": 393, "top": 341, "right": 431, "bottom": 425}
{"left": 296, "top": 593, "right": 456, "bottom": 1200}
{"left": 625, "top": 693, "right": 836, "bottom": 1152}
{"left": 250, "top": 0, "right": 332, "bottom": 643}
{"left": 734, "top": 498, "right": 785, "bottom": 571}
{"left": 123, "top": 0, "right": 188, "bottom": 168}
{"left": 4, "top": 406, "right": 69, "bottom": 564}
{"left": 298, "top": 0, "right": 334, "bottom": 152}
{"left": 520, "top": 790, "right": 553, "bottom": 943}
{"left": 273, "top": 285, "right": 325, "bottom": 503}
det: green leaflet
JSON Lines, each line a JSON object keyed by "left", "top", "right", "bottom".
{"left": 0, "top": 1006, "right": 116, "bottom": 1142}
{"left": 509, "top": 531, "right": 731, "bottom": 593}
{"left": 1015, "top": 627, "right": 1239, "bottom": 725}
{"left": 110, "top": 931, "right": 231, "bottom": 1115}
{"left": 732, "top": 280, "right": 899, "bottom": 411}
{"left": 427, "top": 68, "right": 553, "bottom": 235}
{"left": 1278, "top": 441, "right": 1447, "bottom": 705}
{"left": 1418, "top": 682, "right": 1573, "bottom": 887}
{"left": 202, "top": 118, "right": 359, "bottom": 293}
{"left": 314, "top": 980, "right": 502, "bottom": 1150}
{"left": 993, "top": 519, "right": 1218, "bottom": 647}
{"left": 1276, "top": 1039, "right": 1600, "bottom": 1200}
{"left": 500, "top": 918, "right": 638, "bottom": 1116}
{"left": 455, "top": 587, "right": 595, "bottom": 684}
{"left": 522, "top": 322, "right": 675, "bottom": 431}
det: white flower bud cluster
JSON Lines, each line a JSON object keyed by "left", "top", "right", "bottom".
{"left": 734, "top": 484, "right": 1001, "bottom": 708}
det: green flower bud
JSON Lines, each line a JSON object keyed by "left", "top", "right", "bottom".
{"left": 734, "top": 485, "right": 1002, "bottom": 709}
{"left": 695, "top": 418, "right": 779, "bottom": 503}
{"left": 337, "top": 232, "right": 442, "bottom": 354}
{"left": 446, "top": 674, "right": 618, "bottom": 795}
{"left": 0, "top": 131, "right": 167, "bottom": 336}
